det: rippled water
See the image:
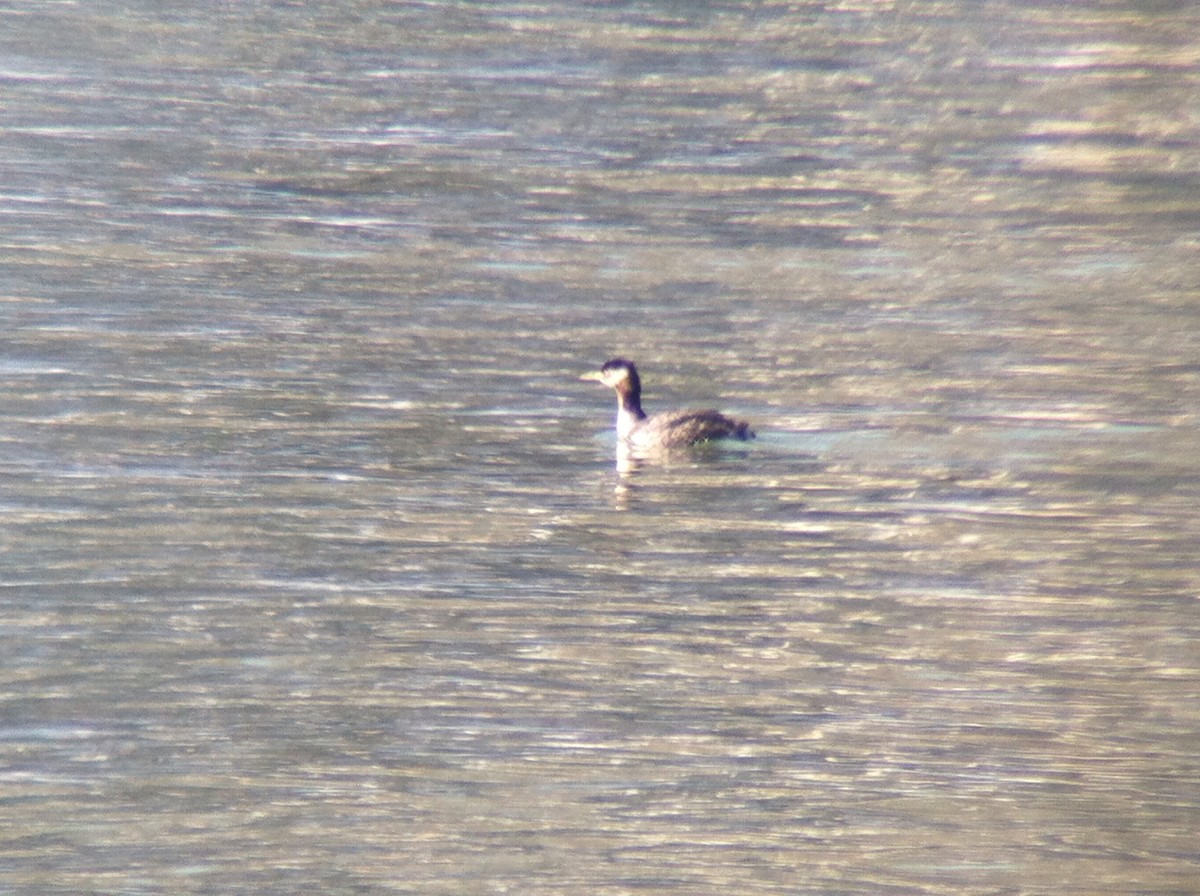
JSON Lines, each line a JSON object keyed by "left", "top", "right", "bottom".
{"left": 2, "top": 2, "right": 1199, "bottom": 894}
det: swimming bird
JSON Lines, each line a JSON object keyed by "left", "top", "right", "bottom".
{"left": 581, "top": 358, "right": 754, "bottom": 451}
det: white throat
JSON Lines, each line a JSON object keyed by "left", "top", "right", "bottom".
{"left": 616, "top": 405, "right": 640, "bottom": 441}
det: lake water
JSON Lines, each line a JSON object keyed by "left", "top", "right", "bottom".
{"left": 2, "top": 2, "right": 1198, "bottom": 894}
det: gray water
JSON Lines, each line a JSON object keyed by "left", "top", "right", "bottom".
{"left": 2, "top": 2, "right": 1199, "bottom": 894}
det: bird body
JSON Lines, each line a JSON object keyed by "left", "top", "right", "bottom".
{"left": 581, "top": 358, "right": 754, "bottom": 450}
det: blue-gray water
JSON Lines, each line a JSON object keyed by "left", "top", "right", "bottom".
{"left": 2, "top": 2, "right": 1198, "bottom": 894}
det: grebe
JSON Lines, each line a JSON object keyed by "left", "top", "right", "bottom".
{"left": 581, "top": 358, "right": 754, "bottom": 450}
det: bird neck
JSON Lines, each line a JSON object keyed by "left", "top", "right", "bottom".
{"left": 614, "top": 387, "right": 646, "bottom": 440}
{"left": 615, "top": 384, "right": 645, "bottom": 420}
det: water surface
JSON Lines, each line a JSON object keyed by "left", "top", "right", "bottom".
{"left": 2, "top": 2, "right": 1198, "bottom": 894}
